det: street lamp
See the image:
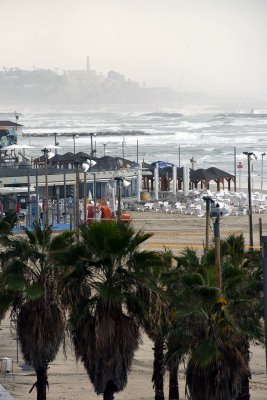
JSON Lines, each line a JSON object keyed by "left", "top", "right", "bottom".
{"left": 72, "top": 134, "right": 79, "bottom": 154}
{"left": 209, "top": 202, "right": 228, "bottom": 290}
{"left": 243, "top": 151, "right": 257, "bottom": 250}
{"left": 90, "top": 133, "right": 97, "bottom": 157}
{"left": 261, "top": 152, "right": 266, "bottom": 191}
{"left": 41, "top": 148, "right": 55, "bottom": 226}
{"left": 82, "top": 159, "right": 97, "bottom": 224}
{"left": 203, "top": 195, "right": 215, "bottom": 250}
{"left": 114, "top": 177, "right": 131, "bottom": 220}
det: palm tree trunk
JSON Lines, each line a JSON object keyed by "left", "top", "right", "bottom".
{"left": 236, "top": 339, "right": 250, "bottom": 400}
{"left": 36, "top": 366, "right": 47, "bottom": 400}
{"left": 152, "top": 337, "right": 165, "bottom": 400}
{"left": 168, "top": 357, "right": 179, "bottom": 400}
{"left": 237, "top": 377, "right": 250, "bottom": 400}
{"left": 103, "top": 389, "right": 114, "bottom": 400}
{"left": 103, "top": 381, "right": 115, "bottom": 400}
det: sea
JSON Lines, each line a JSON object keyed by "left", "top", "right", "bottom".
{"left": 2, "top": 108, "right": 267, "bottom": 191}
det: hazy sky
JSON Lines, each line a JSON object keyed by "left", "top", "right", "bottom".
{"left": 1, "top": 0, "right": 267, "bottom": 96}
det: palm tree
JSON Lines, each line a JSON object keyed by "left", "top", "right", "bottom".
{"left": 61, "top": 221, "right": 165, "bottom": 400}
{"left": 166, "top": 251, "right": 220, "bottom": 400}
{"left": 131, "top": 249, "right": 172, "bottom": 400}
{"left": 185, "top": 300, "right": 249, "bottom": 400}
{"left": 1, "top": 224, "right": 74, "bottom": 400}
{"left": 168, "top": 237, "right": 263, "bottom": 400}
{"left": 0, "top": 209, "right": 17, "bottom": 242}
{"left": 219, "top": 233, "right": 263, "bottom": 400}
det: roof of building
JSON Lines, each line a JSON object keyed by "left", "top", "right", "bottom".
{"left": 0, "top": 120, "right": 23, "bottom": 127}
{"left": 33, "top": 153, "right": 136, "bottom": 171}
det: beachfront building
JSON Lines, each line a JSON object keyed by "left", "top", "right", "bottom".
{"left": 0, "top": 120, "right": 22, "bottom": 148}
{"left": 0, "top": 152, "right": 140, "bottom": 221}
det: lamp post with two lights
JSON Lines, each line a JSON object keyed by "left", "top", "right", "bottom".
{"left": 243, "top": 151, "right": 257, "bottom": 250}
{"left": 209, "top": 202, "right": 228, "bottom": 290}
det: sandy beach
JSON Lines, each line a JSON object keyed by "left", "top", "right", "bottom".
{"left": 1, "top": 211, "right": 267, "bottom": 399}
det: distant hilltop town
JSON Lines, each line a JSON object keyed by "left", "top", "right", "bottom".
{"left": 0, "top": 56, "right": 176, "bottom": 107}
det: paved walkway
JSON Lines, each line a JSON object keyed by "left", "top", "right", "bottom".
{"left": 0, "top": 384, "right": 14, "bottom": 399}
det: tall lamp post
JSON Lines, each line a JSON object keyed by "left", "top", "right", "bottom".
{"left": 210, "top": 203, "right": 228, "bottom": 290}
{"left": 41, "top": 148, "right": 55, "bottom": 226}
{"left": 243, "top": 151, "right": 257, "bottom": 250}
{"left": 261, "top": 152, "right": 266, "bottom": 191}
{"left": 114, "top": 177, "right": 131, "bottom": 220}
{"left": 82, "top": 159, "right": 97, "bottom": 224}
{"left": 72, "top": 134, "right": 79, "bottom": 154}
{"left": 203, "top": 196, "right": 215, "bottom": 250}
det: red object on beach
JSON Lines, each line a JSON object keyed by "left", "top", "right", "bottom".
{"left": 86, "top": 204, "right": 113, "bottom": 223}
{"left": 119, "top": 213, "right": 132, "bottom": 223}
{"left": 86, "top": 204, "right": 131, "bottom": 224}
{"left": 86, "top": 204, "right": 102, "bottom": 223}
{"left": 237, "top": 162, "right": 243, "bottom": 169}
